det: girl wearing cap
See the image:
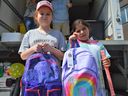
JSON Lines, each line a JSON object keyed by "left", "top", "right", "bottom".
{"left": 19, "top": 1, "right": 66, "bottom": 96}
{"left": 66, "top": 19, "right": 111, "bottom": 96}
{"left": 19, "top": 0, "right": 66, "bottom": 60}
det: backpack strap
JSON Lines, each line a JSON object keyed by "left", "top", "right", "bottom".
{"left": 71, "top": 40, "right": 80, "bottom": 48}
{"left": 72, "top": 40, "right": 79, "bottom": 65}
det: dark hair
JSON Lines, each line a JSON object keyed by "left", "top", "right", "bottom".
{"left": 71, "top": 19, "right": 91, "bottom": 34}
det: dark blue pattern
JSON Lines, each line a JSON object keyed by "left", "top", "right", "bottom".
{"left": 21, "top": 53, "right": 62, "bottom": 96}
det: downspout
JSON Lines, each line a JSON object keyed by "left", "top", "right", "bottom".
{"left": 109, "top": 0, "right": 124, "bottom": 40}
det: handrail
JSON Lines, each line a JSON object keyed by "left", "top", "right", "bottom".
{"left": 0, "top": 19, "right": 15, "bottom": 32}
{"left": 3, "top": 0, "right": 24, "bottom": 21}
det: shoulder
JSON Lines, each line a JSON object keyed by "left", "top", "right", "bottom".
{"left": 27, "top": 28, "right": 37, "bottom": 33}
{"left": 51, "top": 29, "right": 60, "bottom": 33}
{"left": 51, "top": 29, "right": 63, "bottom": 36}
{"left": 89, "top": 40, "right": 99, "bottom": 44}
{"left": 24, "top": 29, "right": 38, "bottom": 36}
{"left": 87, "top": 40, "right": 105, "bottom": 47}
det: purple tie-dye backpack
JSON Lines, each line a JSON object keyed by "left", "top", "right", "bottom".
{"left": 62, "top": 41, "right": 100, "bottom": 96}
{"left": 21, "top": 53, "right": 62, "bottom": 96}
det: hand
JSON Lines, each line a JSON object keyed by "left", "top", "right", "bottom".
{"left": 41, "top": 43, "right": 53, "bottom": 53}
{"left": 31, "top": 43, "right": 43, "bottom": 52}
{"left": 69, "top": 32, "right": 78, "bottom": 41}
{"left": 102, "top": 58, "right": 111, "bottom": 67}
{"left": 67, "top": 2, "right": 72, "bottom": 8}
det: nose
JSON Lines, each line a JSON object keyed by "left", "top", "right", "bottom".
{"left": 41, "top": 14, "right": 48, "bottom": 19}
{"left": 80, "top": 30, "right": 84, "bottom": 34}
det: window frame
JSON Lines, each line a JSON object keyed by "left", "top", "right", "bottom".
{"left": 121, "top": 4, "right": 128, "bottom": 24}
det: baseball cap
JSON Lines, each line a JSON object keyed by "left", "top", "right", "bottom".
{"left": 36, "top": 0, "right": 53, "bottom": 11}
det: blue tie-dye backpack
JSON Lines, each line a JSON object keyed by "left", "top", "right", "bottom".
{"left": 62, "top": 41, "right": 101, "bottom": 96}
{"left": 21, "top": 53, "right": 62, "bottom": 96}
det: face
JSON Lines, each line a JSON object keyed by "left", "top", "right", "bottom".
{"left": 35, "top": 6, "right": 52, "bottom": 28}
{"left": 74, "top": 23, "right": 90, "bottom": 41}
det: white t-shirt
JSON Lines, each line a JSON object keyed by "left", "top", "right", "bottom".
{"left": 19, "top": 28, "right": 66, "bottom": 53}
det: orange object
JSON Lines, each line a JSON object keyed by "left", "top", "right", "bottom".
{"left": 100, "top": 50, "right": 115, "bottom": 96}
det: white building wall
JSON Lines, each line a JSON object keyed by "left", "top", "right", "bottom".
{"left": 91, "top": 0, "right": 124, "bottom": 40}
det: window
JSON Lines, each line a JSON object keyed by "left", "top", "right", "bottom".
{"left": 121, "top": 9, "right": 126, "bottom": 23}
{"left": 121, "top": 5, "right": 128, "bottom": 24}
{"left": 126, "top": 7, "right": 128, "bottom": 19}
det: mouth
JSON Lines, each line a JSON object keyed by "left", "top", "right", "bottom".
{"left": 80, "top": 34, "right": 86, "bottom": 38}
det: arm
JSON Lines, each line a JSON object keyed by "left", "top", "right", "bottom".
{"left": 20, "top": 43, "right": 44, "bottom": 60}
{"left": 20, "top": 43, "right": 64, "bottom": 60}
{"left": 41, "top": 42, "right": 64, "bottom": 60}
{"left": 49, "top": 47, "right": 64, "bottom": 60}
{"left": 100, "top": 49, "right": 115, "bottom": 96}
{"left": 68, "top": 32, "right": 78, "bottom": 48}
{"left": 67, "top": 2, "right": 72, "bottom": 8}
{"left": 67, "top": 0, "right": 72, "bottom": 8}
{"left": 18, "top": 32, "right": 44, "bottom": 60}
{"left": 20, "top": 47, "right": 35, "bottom": 60}
{"left": 100, "top": 43, "right": 111, "bottom": 67}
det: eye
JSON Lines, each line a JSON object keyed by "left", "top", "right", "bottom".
{"left": 46, "top": 13, "right": 51, "bottom": 16}
{"left": 41, "top": 13, "right": 44, "bottom": 16}
{"left": 76, "top": 30, "right": 81, "bottom": 33}
{"left": 41, "top": 13, "right": 51, "bottom": 16}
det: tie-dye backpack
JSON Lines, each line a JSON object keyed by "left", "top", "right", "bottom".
{"left": 21, "top": 53, "right": 62, "bottom": 96}
{"left": 62, "top": 42, "right": 100, "bottom": 96}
